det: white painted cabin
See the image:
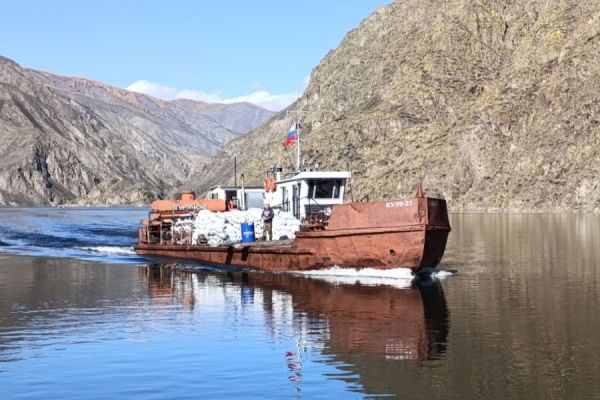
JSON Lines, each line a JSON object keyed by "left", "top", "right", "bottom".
{"left": 205, "top": 169, "right": 351, "bottom": 220}
{"left": 205, "top": 186, "right": 264, "bottom": 210}
{"left": 266, "top": 170, "right": 351, "bottom": 220}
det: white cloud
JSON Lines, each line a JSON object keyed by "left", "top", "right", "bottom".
{"left": 174, "top": 89, "right": 223, "bottom": 103}
{"left": 126, "top": 80, "right": 179, "bottom": 100}
{"left": 222, "top": 90, "right": 299, "bottom": 112}
{"left": 126, "top": 79, "right": 304, "bottom": 112}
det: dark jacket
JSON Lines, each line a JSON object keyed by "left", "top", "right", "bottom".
{"left": 261, "top": 208, "right": 274, "bottom": 222}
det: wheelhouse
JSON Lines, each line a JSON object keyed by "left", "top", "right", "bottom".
{"left": 266, "top": 171, "right": 351, "bottom": 220}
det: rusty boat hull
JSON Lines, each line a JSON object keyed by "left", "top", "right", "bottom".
{"left": 134, "top": 195, "right": 451, "bottom": 273}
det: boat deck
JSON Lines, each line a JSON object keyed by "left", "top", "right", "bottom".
{"left": 228, "top": 239, "right": 294, "bottom": 248}
{"left": 135, "top": 193, "right": 451, "bottom": 272}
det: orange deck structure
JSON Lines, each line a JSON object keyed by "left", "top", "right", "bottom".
{"left": 134, "top": 188, "right": 451, "bottom": 273}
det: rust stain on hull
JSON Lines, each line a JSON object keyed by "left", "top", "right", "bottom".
{"left": 135, "top": 227, "right": 448, "bottom": 272}
{"left": 134, "top": 194, "right": 451, "bottom": 273}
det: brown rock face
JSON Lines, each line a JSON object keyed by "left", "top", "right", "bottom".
{"left": 185, "top": 0, "right": 600, "bottom": 211}
{"left": 0, "top": 56, "right": 273, "bottom": 205}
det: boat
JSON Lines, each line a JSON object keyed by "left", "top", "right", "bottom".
{"left": 134, "top": 182, "right": 450, "bottom": 273}
{"left": 134, "top": 121, "right": 451, "bottom": 273}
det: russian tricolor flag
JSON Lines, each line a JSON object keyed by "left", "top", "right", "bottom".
{"left": 284, "top": 123, "right": 298, "bottom": 148}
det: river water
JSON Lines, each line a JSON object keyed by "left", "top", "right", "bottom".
{"left": 0, "top": 209, "right": 599, "bottom": 399}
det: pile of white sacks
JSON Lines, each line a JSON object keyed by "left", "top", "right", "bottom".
{"left": 173, "top": 208, "right": 301, "bottom": 247}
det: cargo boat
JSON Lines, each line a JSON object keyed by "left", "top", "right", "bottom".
{"left": 134, "top": 178, "right": 451, "bottom": 273}
{"left": 134, "top": 121, "right": 449, "bottom": 272}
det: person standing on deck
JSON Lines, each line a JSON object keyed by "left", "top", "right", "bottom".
{"left": 261, "top": 203, "right": 274, "bottom": 241}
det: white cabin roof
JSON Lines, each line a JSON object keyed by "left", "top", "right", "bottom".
{"left": 277, "top": 170, "right": 351, "bottom": 184}
{"left": 208, "top": 185, "right": 263, "bottom": 191}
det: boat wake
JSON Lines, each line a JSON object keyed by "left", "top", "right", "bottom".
{"left": 75, "top": 246, "right": 136, "bottom": 255}
{"left": 294, "top": 266, "right": 455, "bottom": 288}
{"left": 0, "top": 208, "right": 148, "bottom": 264}
{"left": 294, "top": 267, "right": 415, "bottom": 289}
{"left": 431, "top": 270, "right": 454, "bottom": 279}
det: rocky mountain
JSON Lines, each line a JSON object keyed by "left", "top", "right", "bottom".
{"left": 27, "top": 69, "right": 274, "bottom": 159}
{"left": 0, "top": 56, "right": 274, "bottom": 205}
{"left": 185, "top": 0, "right": 600, "bottom": 211}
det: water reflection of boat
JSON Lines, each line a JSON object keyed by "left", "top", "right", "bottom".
{"left": 140, "top": 265, "right": 449, "bottom": 362}
{"left": 231, "top": 270, "right": 449, "bottom": 362}
{"left": 140, "top": 265, "right": 196, "bottom": 311}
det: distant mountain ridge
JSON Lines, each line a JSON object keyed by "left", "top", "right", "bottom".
{"left": 27, "top": 68, "right": 274, "bottom": 157}
{"left": 0, "top": 55, "right": 274, "bottom": 205}
{"left": 184, "top": 0, "right": 600, "bottom": 212}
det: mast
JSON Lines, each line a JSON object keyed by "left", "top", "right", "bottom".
{"left": 287, "top": 110, "right": 306, "bottom": 173}
{"left": 296, "top": 121, "right": 301, "bottom": 172}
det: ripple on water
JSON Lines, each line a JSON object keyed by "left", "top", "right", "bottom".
{"left": 2, "top": 211, "right": 600, "bottom": 399}
{"left": 0, "top": 208, "right": 147, "bottom": 264}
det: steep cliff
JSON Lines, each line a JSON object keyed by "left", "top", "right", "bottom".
{"left": 184, "top": 0, "right": 600, "bottom": 211}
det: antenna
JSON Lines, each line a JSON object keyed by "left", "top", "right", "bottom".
{"left": 286, "top": 110, "right": 307, "bottom": 172}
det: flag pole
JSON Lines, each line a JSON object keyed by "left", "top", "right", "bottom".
{"left": 286, "top": 110, "right": 305, "bottom": 173}
{"left": 296, "top": 121, "right": 301, "bottom": 172}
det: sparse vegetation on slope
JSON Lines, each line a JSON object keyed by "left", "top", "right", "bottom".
{"left": 185, "top": 0, "right": 600, "bottom": 211}
{"left": 0, "top": 56, "right": 274, "bottom": 205}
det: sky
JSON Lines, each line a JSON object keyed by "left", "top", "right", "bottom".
{"left": 0, "top": 1, "right": 390, "bottom": 111}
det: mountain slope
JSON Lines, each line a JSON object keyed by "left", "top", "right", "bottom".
{"left": 184, "top": 0, "right": 600, "bottom": 211}
{"left": 27, "top": 69, "right": 274, "bottom": 158}
{"left": 0, "top": 56, "right": 274, "bottom": 205}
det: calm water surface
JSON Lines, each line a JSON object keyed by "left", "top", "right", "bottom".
{"left": 0, "top": 209, "right": 599, "bottom": 399}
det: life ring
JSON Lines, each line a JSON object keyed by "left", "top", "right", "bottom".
{"left": 263, "top": 177, "right": 276, "bottom": 192}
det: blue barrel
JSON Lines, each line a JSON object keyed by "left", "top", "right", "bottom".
{"left": 241, "top": 222, "right": 255, "bottom": 243}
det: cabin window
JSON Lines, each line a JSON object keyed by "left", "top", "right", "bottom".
{"left": 225, "top": 190, "right": 237, "bottom": 203}
{"left": 245, "top": 192, "right": 264, "bottom": 209}
{"left": 282, "top": 187, "right": 289, "bottom": 211}
{"left": 308, "top": 179, "right": 343, "bottom": 199}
